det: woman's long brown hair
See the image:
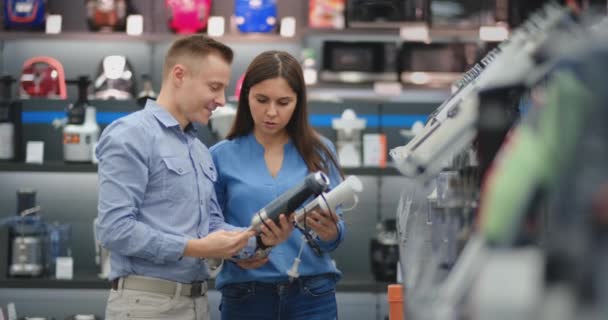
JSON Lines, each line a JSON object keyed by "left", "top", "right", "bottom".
{"left": 226, "top": 51, "right": 343, "bottom": 178}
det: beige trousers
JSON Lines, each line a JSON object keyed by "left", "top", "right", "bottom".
{"left": 104, "top": 286, "right": 209, "bottom": 320}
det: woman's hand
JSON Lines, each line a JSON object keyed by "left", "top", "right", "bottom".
{"left": 305, "top": 209, "right": 340, "bottom": 242}
{"left": 258, "top": 214, "right": 294, "bottom": 247}
{"left": 235, "top": 256, "right": 269, "bottom": 269}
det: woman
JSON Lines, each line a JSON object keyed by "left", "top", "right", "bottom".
{"left": 210, "top": 51, "right": 345, "bottom": 320}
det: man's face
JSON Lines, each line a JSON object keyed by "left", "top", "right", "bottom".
{"left": 177, "top": 53, "right": 231, "bottom": 125}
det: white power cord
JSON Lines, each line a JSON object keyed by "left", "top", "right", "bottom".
{"left": 287, "top": 235, "right": 307, "bottom": 281}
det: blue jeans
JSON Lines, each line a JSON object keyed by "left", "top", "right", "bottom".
{"left": 220, "top": 274, "right": 338, "bottom": 320}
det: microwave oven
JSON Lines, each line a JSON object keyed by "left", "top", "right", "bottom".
{"left": 430, "top": 0, "right": 509, "bottom": 28}
{"left": 399, "top": 42, "right": 480, "bottom": 87}
{"left": 347, "top": 0, "right": 430, "bottom": 28}
{"left": 320, "top": 41, "right": 398, "bottom": 83}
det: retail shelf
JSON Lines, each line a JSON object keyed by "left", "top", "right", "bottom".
{"left": 0, "top": 161, "right": 402, "bottom": 176}
{"left": 0, "top": 271, "right": 110, "bottom": 289}
{"left": 0, "top": 31, "right": 300, "bottom": 44}
{"left": 343, "top": 167, "right": 402, "bottom": 176}
{"left": 0, "top": 26, "right": 485, "bottom": 44}
{"left": 0, "top": 161, "right": 97, "bottom": 173}
{"left": 308, "top": 85, "right": 450, "bottom": 104}
{"left": 304, "top": 26, "right": 482, "bottom": 43}
{"left": 0, "top": 273, "right": 389, "bottom": 292}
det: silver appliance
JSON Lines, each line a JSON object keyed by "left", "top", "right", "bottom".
{"left": 9, "top": 189, "right": 45, "bottom": 277}
{"left": 9, "top": 236, "right": 43, "bottom": 276}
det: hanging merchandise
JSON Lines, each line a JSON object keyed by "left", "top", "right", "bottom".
{"left": 86, "top": 0, "right": 128, "bottom": 31}
{"left": 136, "top": 74, "right": 156, "bottom": 107}
{"left": 0, "top": 76, "right": 23, "bottom": 162}
{"left": 93, "top": 55, "right": 136, "bottom": 100}
{"left": 399, "top": 42, "right": 480, "bottom": 87}
{"left": 320, "top": 41, "right": 398, "bottom": 83}
{"left": 63, "top": 76, "right": 100, "bottom": 163}
{"left": 309, "top": 0, "right": 345, "bottom": 29}
{"left": 166, "top": 0, "right": 212, "bottom": 34}
{"left": 19, "top": 56, "right": 67, "bottom": 99}
{"left": 234, "top": 0, "right": 277, "bottom": 33}
{"left": 347, "top": 0, "right": 429, "bottom": 28}
{"left": 387, "top": 4, "right": 608, "bottom": 320}
{"left": 3, "top": 0, "right": 47, "bottom": 30}
{"left": 390, "top": 3, "right": 572, "bottom": 180}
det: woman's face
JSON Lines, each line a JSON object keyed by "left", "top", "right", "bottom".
{"left": 248, "top": 77, "right": 297, "bottom": 138}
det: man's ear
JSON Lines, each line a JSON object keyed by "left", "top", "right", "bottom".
{"left": 171, "top": 64, "right": 187, "bottom": 87}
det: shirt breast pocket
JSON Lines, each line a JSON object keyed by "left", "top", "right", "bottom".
{"left": 162, "top": 157, "right": 193, "bottom": 202}
{"left": 200, "top": 163, "right": 217, "bottom": 183}
{"left": 198, "top": 162, "right": 217, "bottom": 207}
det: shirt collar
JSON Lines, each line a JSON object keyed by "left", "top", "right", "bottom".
{"left": 145, "top": 99, "right": 197, "bottom": 134}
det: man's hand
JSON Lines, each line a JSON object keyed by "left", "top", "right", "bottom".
{"left": 235, "top": 256, "right": 269, "bottom": 270}
{"left": 258, "top": 214, "right": 294, "bottom": 247}
{"left": 305, "top": 209, "right": 340, "bottom": 242}
{"left": 184, "top": 229, "right": 255, "bottom": 259}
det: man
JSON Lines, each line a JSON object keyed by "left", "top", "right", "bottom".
{"left": 96, "top": 35, "right": 256, "bottom": 319}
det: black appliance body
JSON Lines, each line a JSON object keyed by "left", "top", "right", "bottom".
{"left": 321, "top": 41, "right": 398, "bottom": 83}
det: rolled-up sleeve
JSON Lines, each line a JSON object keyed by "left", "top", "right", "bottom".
{"left": 96, "top": 121, "right": 189, "bottom": 264}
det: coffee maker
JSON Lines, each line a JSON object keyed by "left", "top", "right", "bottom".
{"left": 63, "top": 76, "right": 99, "bottom": 162}
{"left": 332, "top": 109, "right": 366, "bottom": 167}
{"left": 9, "top": 189, "right": 46, "bottom": 277}
{"left": 0, "top": 75, "right": 24, "bottom": 161}
{"left": 370, "top": 219, "right": 400, "bottom": 282}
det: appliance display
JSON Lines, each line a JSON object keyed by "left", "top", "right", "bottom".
{"left": 166, "top": 0, "right": 212, "bottom": 34}
{"left": 93, "top": 55, "right": 136, "bottom": 100}
{"left": 320, "top": 41, "right": 398, "bottom": 83}
{"left": 347, "top": 0, "right": 430, "bottom": 28}
{"left": 209, "top": 104, "right": 236, "bottom": 140}
{"left": 399, "top": 42, "right": 479, "bottom": 87}
{"left": 63, "top": 76, "right": 100, "bottom": 163}
{"left": 86, "top": 0, "right": 128, "bottom": 31}
{"left": 234, "top": 0, "right": 277, "bottom": 33}
{"left": 3, "top": 0, "right": 47, "bottom": 30}
{"left": 430, "top": 0, "right": 509, "bottom": 28}
{"left": 332, "top": 109, "right": 366, "bottom": 167}
{"left": 19, "top": 56, "right": 67, "bottom": 99}
{"left": 9, "top": 189, "right": 45, "bottom": 277}
{"left": 0, "top": 75, "right": 23, "bottom": 162}
{"left": 370, "top": 219, "right": 399, "bottom": 282}
{"left": 309, "top": 0, "right": 345, "bottom": 29}
{"left": 136, "top": 74, "right": 156, "bottom": 107}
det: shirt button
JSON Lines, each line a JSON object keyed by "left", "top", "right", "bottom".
{"left": 178, "top": 168, "right": 183, "bottom": 173}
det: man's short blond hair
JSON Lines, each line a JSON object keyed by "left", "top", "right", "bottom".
{"left": 162, "top": 35, "right": 234, "bottom": 80}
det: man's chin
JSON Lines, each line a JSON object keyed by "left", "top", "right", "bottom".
{"left": 188, "top": 112, "right": 210, "bottom": 125}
